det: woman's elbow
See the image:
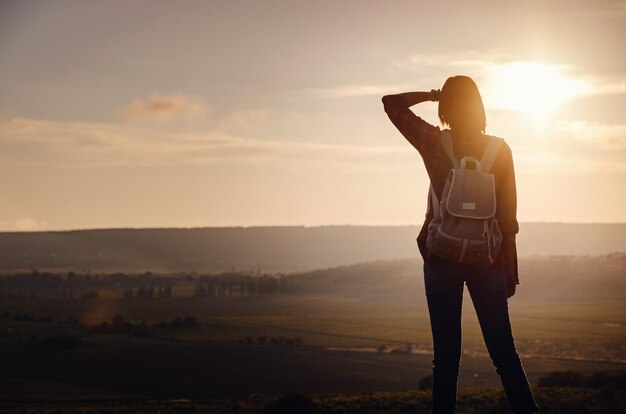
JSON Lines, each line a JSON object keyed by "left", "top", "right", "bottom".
{"left": 382, "top": 94, "right": 399, "bottom": 112}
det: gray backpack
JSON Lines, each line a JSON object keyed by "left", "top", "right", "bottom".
{"left": 426, "top": 131, "right": 503, "bottom": 268}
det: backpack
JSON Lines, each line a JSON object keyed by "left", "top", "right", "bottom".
{"left": 425, "top": 131, "right": 503, "bottom": 268}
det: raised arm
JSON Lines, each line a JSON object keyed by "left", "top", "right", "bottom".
{"left": 382, "top": 89, "right": 440, "bottom": 108}
{"left": 381, "top": 90, "right": 441, "bottom": 154}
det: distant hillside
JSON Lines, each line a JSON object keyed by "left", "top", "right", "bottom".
{"left": 0, "top": 224, "right": 624, "bottom": 273}
{"left": 288, "top": 254, "right": 626, "bottom": 301}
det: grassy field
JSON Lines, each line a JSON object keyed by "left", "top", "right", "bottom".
{"left": 0, "top": 256, "right": 624, "bottom": 412}
{"left": 3, "top": 293, "right": 623, "bottom": 361}
{"left": 1, "top": 295, "right": 623, "bottom": 395}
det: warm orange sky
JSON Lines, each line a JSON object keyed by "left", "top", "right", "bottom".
{"left": 1, "top": 1, "right": 625, "bottom": 231}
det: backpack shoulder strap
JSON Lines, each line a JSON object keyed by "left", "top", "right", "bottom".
{"left": 479, "top": 135, "right": 504, "bottom": 173}
{"left": 440, "top": 131, "right": 460, "bottom": 169}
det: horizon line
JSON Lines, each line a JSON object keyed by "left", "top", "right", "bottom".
{"left": 1, "top": 221, "right": 625, "bottom": 234}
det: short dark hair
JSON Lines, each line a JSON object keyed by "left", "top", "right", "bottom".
{"left": 438, "top": 76, "right": 486, "bottom": 133}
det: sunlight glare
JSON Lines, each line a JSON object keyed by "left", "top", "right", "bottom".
{"left": 483, "top": 61, "right": 590, "bottom": 122}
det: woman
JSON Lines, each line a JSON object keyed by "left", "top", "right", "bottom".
{"left": 382, "top": 76, "right": 538, "bottom": 414}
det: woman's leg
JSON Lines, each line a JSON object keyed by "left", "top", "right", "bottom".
{"left": 424, "top": 259, "right": 465, "bottom": 414}
{"left": 466, "top": 265, "right": 538, "bottom": 414}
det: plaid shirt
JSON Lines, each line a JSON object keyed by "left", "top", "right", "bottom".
{"left": 383, "top": 95, "right": 519, "bottom": 284}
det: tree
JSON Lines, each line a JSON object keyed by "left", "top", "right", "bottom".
{"left": 194, "top": 283, "right": 207, "bottom": 297}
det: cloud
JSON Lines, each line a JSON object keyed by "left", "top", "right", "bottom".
{"left": 117, "top": 93, "right": 209, "bottom": 121}
{"left": 556, "top": 121, "right": 626, "bottom": 151}
{"left": 3, "top": 111, "right": 623, "bottom": 175}
{"left": 0, "top": 115, "right": 411, "bottom": 171}
{"left": 214, "top": 109, "right": 272, "bottom": 133}
{"left": 306, "top": 84, "right": 414, "bottom": 98}
{"left": 310, "top": 53, "right": 624, "bottom": 108}
{"left": 513, "top": 121, "right": 626, "bottom": 174}
{"left": 515, "top": 150, "right": 626, "bottom": 175}
{"left": 388, "top": 50, "right": 511, "bottom": 73}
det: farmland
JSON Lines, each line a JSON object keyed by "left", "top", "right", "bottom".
{"left": 0, "top": 254, "right": 624, "bottom": 412}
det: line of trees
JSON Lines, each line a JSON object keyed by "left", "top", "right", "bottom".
{"left": 123, "top": 285, "right": 173, "bottom": 299}
{"left": 194, "top": 274, "right": 297, "bottom": 297}
{"left": 238, "top": 335, "right": 303, "bottom": 347}
{"left": 0, "top": 271, "right": 303, "bottom": 299}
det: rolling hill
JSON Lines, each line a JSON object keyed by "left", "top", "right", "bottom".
{"left": 0, "top": 223, "right": 624, "bottom": 273}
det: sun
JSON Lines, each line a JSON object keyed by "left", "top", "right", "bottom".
{"left": 483, "top": 61, "right": 590, "bottom": 123}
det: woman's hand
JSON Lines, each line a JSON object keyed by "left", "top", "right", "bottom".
{"left": 507, "top": 277, "right": 516, "bottom": 298}
{"left": 430, "top": 89, "right": 441, "bottom": 102}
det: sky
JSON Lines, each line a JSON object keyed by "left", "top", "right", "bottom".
{"left": 0, "top": 0, "right": 625, "bottom": 231}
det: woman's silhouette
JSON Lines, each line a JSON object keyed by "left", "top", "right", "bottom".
{"left": 382, "top": 76, "right": 538, "bottom": 414}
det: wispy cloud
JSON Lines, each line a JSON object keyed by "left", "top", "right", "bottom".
{"left": 309, "top": 54, "right": 624, "bottom": 108}
{"left": 0, "top": 115, "right": 410, "bottom": 170}
{"left": 556, "top": 121, "right": 626, "bottom": 150}
{"left": 0, "top": 92, "right": 411, "bottom": 170}
{"left": 306, "top": 84, "right": 414, "bottom": 98}
{"left": 388, "top": 50, "right": 511, "bottom": 73}
{"left": 386, "top": 52, "right": 625, "bottom": 109}
{"left": 117, "top": 93, "right": 210, "bottom": 121}
{"left": 514, "top": 121, "right": 626, "bottom": 174}
{"left": 515, "top": 150, "right": 626, "bottom": 175}
{"left": 213, "top": 109, "right": 272, "bottom": 133}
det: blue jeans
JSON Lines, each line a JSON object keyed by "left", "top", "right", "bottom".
{"left": 424, "top": 256, "right": 538, "bottom": 414}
